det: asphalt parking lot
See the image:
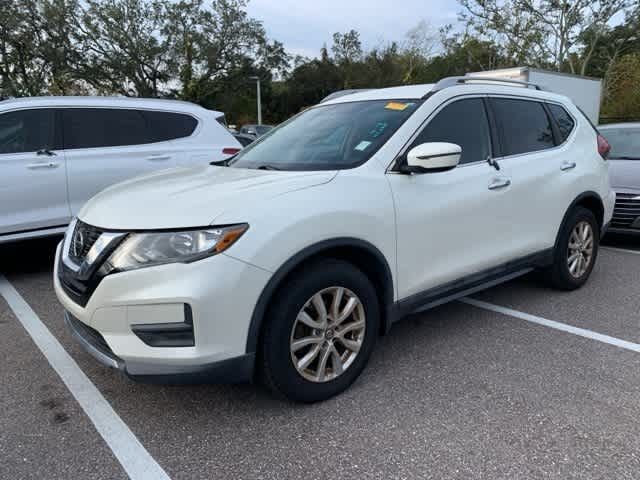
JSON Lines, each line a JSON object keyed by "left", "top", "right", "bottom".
{"left": 1, "top": 235, "right": 640, "bottom": 480}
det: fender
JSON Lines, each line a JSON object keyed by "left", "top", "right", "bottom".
{"left": 554, "top": 191, "right": 605, "bottom": 251}
{"left": 245, "top": 237, "right": 395, "bottom": 354}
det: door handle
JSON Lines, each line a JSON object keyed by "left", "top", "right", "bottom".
{"left": 561, "top": 161, "right": 577, "bottom": 171}
{"left": 146, "top": 154, "right": 171, "bottom": 161}
{"left": 488, "top": 177, "right": 511, "bottom": 190}
{"left": 27, "top": 161, "right": 60, "bottom": 169}
{"left": 37, "top": 149, "right": 57, "bottom": 156}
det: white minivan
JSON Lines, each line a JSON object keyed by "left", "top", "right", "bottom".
{"left": 0, "top": 96, "right": 241, "bottom": 243}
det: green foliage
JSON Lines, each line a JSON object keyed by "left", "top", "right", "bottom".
{"left": 601, "top": 53, "right": 640, "bottom": 122}
{"left": 0, "top": 0, "right": 639, "bottom": 123}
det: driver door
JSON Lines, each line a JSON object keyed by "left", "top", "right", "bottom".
{"left": 387, "top": 96, "right": 517, "bottom": 300}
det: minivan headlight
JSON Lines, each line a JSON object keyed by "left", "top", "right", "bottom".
{"left": 99, "top": 224, "right": 248, "bottom": 273}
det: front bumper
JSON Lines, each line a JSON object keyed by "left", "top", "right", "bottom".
{"left": 65, "top": 311, "right": 255, "bottom": 383}
{"left": 54, "top": 241, "right": 272, "bottom": 383}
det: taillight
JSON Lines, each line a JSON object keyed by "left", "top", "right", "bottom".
{"left": 222, "top": 147, "right": 241, "bottom": 155}
{"left": 597, "top": 134, "right": 610, "bottom": 160}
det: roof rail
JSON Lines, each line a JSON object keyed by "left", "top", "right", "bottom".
{"left": 430, "top": 76, "right": 542, "bottom": 95}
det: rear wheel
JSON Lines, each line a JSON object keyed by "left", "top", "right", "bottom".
{"left": 260, "top": 259, "right": 379, "bottom": 403}
{"left": 544, "top": 207, "right": 599, "bottom": 290}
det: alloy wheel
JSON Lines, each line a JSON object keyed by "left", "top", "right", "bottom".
{"left": 567, "top": 220, "right": 594, "bottom": 278}
{"left": 289, "top": 286, "right": 366, "bottom": 383}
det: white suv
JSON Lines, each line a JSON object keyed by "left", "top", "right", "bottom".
{"left": 54, "top": 77, "right": 615, "bottom": 402}
{"left": 0, "top": 96, "right": 240, "bottom": 244}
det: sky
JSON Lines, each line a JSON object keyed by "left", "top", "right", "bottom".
{"left": 246, "top": 0, "right": 460, "bottom": 59}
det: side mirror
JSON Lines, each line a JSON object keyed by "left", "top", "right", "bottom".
{"left": 403, "top": 142, "right": 461, "bottom": 174}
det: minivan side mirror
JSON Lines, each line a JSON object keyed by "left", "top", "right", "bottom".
{"left": 403, "top": 142, "right": 461, "bottom": 174}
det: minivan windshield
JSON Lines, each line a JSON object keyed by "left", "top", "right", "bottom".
{"left": 230, "top": 99, "right": 422, "bottom": 171}
{"left": 600, "top": 127, "right": 640, "bottom": 160}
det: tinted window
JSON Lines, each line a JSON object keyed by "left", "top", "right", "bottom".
{"left": 491, "top": 98, "right": 555, "bottom": 155}
{"left": 0, "top": 109, "right": 54, "bottom": 154}
{"left": 63, "top": 109, "right": 149, "bottom": 149}
{"left": 548, "top": 103, "right": 575, "bottom": 142}
{"left": 231, "top": 100, "right": 422, "bottom": 171}
{"left": 410, "top": 98, "right": 490, "bottom": 165}
{"left": 143, "top": 111, "right": 197, "bottom": 142}
{"left": 600, "top": 127, "right": 640, "bottom": 159}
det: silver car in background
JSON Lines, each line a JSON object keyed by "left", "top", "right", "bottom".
{"left": 599, "top": 123, "right": 640, "bottom": 236}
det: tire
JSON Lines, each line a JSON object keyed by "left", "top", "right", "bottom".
{"left": 543, "top": 206, "right": 599, "bottom": 290}
{"left": 260, "top": 259, "right": 380, "bottom": 403}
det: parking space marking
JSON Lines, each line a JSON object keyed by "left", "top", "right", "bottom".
{"left": 602, "top": 246, "right": 640, "bottom": 256}
{"left": 0, "top": 274, "right": 171, "bottom": 480}
{"left": 461, "top": 297, "right": 640, "bottom": 354}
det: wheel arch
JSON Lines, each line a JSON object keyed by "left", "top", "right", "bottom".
{"left": 555, "top": 191, "right": 605, "bottom": 250}
{"left": 245, "top": 238, "right": 395, "bottom": 355}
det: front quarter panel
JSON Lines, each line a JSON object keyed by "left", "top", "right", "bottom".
{"left": 215, "top": 168, "right": 397, "bottom": 297}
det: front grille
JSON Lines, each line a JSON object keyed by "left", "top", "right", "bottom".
{"left": 69, "top": 221, "right": 104, "bottom": 263}
{"left": 612, "top": 193, "right": 640, "bottom": 229}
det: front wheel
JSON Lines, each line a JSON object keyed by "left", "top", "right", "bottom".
{"left": 543, "top": 206, "right": 599, "bottom": 290}
{"left": 260, "top": 259, "right": 380, "bottom": 403}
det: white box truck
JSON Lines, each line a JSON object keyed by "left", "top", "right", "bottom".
{"left": 467, "top": 67, "right": 602, "bottom": 123}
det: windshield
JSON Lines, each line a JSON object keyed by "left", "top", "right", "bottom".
{"left": 230, "top": 100, "right": 422, "bottom": 171}
{"left": 600, "top": 127, "right": 640, "bottom": 159}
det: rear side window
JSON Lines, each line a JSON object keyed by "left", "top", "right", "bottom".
{"left": 142, "top": 111, "right": 198, "bottom": 142}
{"left": 410, "top": 98, "right": 491, "bottom": 165}
{"left": 0, "top": 109, "right": 54, "bottom": 154}
{"left": 490, "top": 98, "right": 555, "bottom": 156}
{"left": 63, "top": 109, "right": 149, "bottom": 149}
{"left": 548, "top": 103, "right": 575, "bottom": 142}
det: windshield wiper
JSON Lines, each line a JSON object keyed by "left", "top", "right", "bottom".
{"left": 610, "top": 156, "right": 640, "bottom": 160}
{"left": 256, "top": 164, "right": 281, "bottom": 171}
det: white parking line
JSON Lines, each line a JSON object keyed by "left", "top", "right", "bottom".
{"left": 0, "top": 275, "right": 171, "bottom": 480}
{"left": 461, "top": 297, "right": 640, "bottom": 354}
{"left": 602, "top": 246, "right": 640, "bottom": 256}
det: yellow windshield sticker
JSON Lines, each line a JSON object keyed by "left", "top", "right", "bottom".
{"left": 385, "top": 102, "right": 409, "bottom": 111}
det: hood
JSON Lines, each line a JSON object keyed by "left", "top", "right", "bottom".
{"left": 608, "top": 159, "right": 640, "bottom": 193}
{"left": 79, "top": 166, "right": 337, "bottom": 230}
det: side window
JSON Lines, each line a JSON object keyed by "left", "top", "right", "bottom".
{"left": 142, "top": 111, "right": 198, "bottom": 142}
{"left": 490, "top": 98, "right": 555, "bottom": 155}
{"left": 547, "top": 103, "right": 575, "bottom": 143}
{"left": 409, "top": 98, "right": 491, "bottom": 165}
{"left": 0, "top": 109, "right": 54, "bottom": 154}
{"left": 63, "top": 109, "right": 149, "bottom": 149}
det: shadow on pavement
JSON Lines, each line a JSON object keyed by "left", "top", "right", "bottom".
{"left": 0, "top": 235, "right": 62, "bottom": 275}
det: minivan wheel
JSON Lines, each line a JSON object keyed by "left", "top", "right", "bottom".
{"left": 544, "top": 207, "right": 599, "bottom": 290}
{"left": 260, "top": 259, "right": 380, "bottom": 403}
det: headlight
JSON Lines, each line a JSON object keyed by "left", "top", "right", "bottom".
{"left": 99, "top": 224, "right": 248, "bottom": 274}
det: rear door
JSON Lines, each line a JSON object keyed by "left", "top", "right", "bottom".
{"left": 488, "top": 97, "right": 577, "bottom": 254}
{"left": 61, "top": 108, "right": 179, "bottom": 215}
{"left": 0, "top": 108, "right": 69, "bottom": 235}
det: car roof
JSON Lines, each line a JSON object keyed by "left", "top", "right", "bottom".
{"left": 0, "top": 96, "right": 221, "bottom": 115}
{"left": 599, "top": 123, "right": 640, "bottom": 129}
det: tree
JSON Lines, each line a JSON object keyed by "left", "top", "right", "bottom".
{"left": 72, "top": 0, "right": 172, "bottom": 96}
{"left": 458, "top": 0, "right": 633, "bottom": 73}
{"left": 163, "top": 0, "right": 288, "bottom": 104}
{"left": 402, "top": 20, "right": 438, "bottom": 83}
{"left": 601, "top": 53, "right": 640, "bottom": 122}
{"left": 0, "top": 0, "right": 48, "bottom": 96}
{"left": 331, "top": 30, "right": 363, "bottom": 88}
